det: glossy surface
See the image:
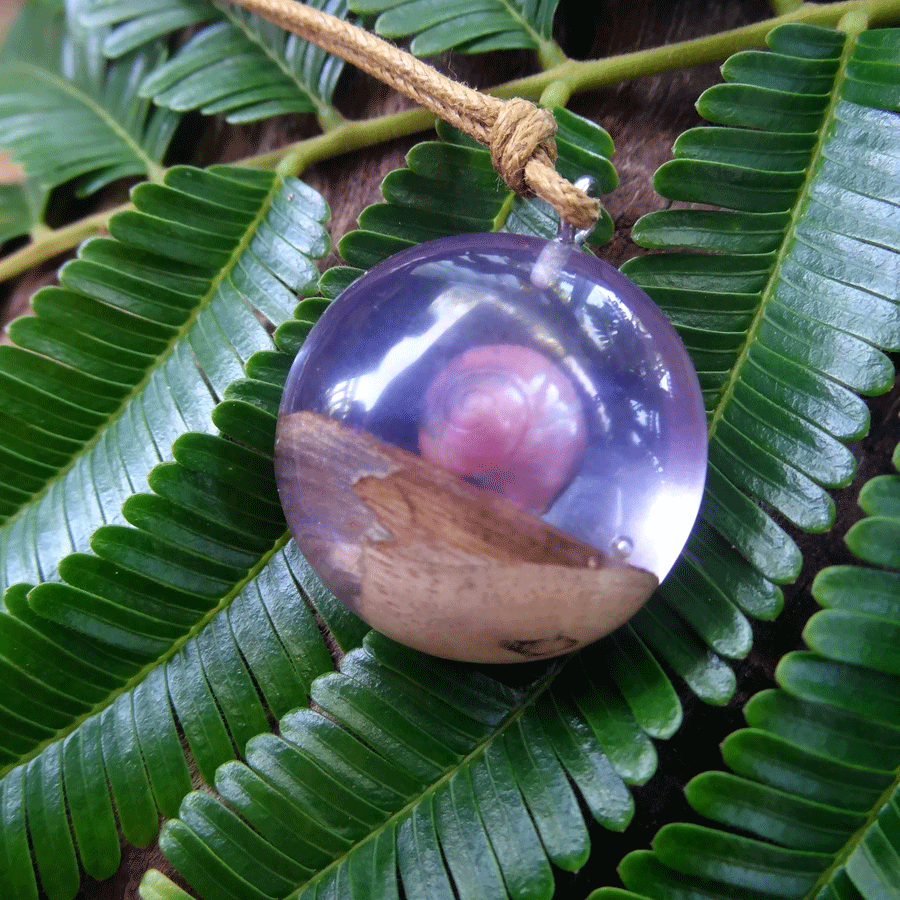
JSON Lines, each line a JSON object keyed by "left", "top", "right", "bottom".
{"left": 276, "top": 233, "right": 707, "bottom": 641}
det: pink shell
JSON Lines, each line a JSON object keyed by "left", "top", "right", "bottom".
{"left": 418, "top": 344, "right": 587, "bottom": 512}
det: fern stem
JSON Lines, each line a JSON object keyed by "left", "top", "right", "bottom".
{"left": 491, "top": 191, "right": 517, "bottom": 231}
{"left": 536, "top": 37, "right": 568, "bottom": 70}
{"left": 316, "top": 104, "right": 348, "bottom": 132}
{"left": 839, "top": 7, "right": 873, "bottom": 33}
{"left": 138, "top": 870, "right": 194, "bottom": 900}
{"left": 491, "top": 0, "right": 900, "bottom": 99}
{"left": 268, "top": 104, "right": 437, "bottom": 176}
{"left": 770, "top": 0, "right": 804, "bottom": 13}
{"left": 0, "top": 205, "right": 125, "bottom": 283}
{"left": 539, "top": 78, "right": 573, "bottom": 108}
{"left": 146, "top": 161, "right": 168, "bottom": 184}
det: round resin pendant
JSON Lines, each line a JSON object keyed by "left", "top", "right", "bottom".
{"left": 275, "top": 232, "right": 707, "bottom": 663}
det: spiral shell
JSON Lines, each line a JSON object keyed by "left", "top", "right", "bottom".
{"left": 418, "top": 344, "right": 587, "bottom": 513}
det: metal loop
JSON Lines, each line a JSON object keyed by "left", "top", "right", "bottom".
{"left": 556, "top": 175, "right": 601, "bottom": 247}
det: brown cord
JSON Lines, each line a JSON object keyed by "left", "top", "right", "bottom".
{"left": 226, "top": 0, "right": 601, "bottom": 230}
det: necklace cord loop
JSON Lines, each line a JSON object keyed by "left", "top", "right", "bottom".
{"left": 225, "top": 0, "right": 602, "bottom": 230}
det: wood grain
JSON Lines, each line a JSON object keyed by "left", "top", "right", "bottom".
{"left": 276, "top": 412, "right": 657, "bottom": 662}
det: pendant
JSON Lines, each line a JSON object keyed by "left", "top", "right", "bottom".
{"left": 275, "top": 217, "right": 707, "bottom": 663}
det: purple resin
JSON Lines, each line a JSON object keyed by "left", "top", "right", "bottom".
{"left": 277, "top": 233, "right": 707, "bottom": 582}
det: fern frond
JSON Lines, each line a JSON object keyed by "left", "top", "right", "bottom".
{"left": 0, "top": 171, "right": 335, "bottom": 900}
{"left": 75, "top": 0, "right": 218, "bottom": 57}
{"left": 139, "top": 0, "right": 347, "bottom": 125}
{"left": 0, "top": 176, "right": 46, "bottom": 244}
{"left": 0, "top": 165, "right": 328, "bottom": 591}
{"left": 624, "top": 23, "right": 900, "bottom": 627}
{"left": 0, "top": 533, "right": 356, "bottom": 898}
{"left": 0, "top": 269, "right": 364, "bottom": 899}
{"left": 348, "top": 0, "right": 563, "bottom": 61}
{"left": 142, "top": 628, "right": 680, "bottom": 900}
{"left": 0, "top": 0, "right": 178, "bottom": 193}
{"left": 595, "top": 440, "right": 900, "bottom": 900}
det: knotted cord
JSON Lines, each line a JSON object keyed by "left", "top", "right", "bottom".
{"left": 226, "top": 0, "right": 602, "bottom": 229}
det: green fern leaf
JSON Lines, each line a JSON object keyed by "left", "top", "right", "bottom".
{"left": 138, "top": 0, "right": 347, "bottom": 125}
{"left": 0, "top": 167, "right": 334, "bottom": 880}
{"left": 597, "top": 438, "right": 900, "bottom": 900}
{"left": 625, "top": 23, "right": 900, "bottom": 633}
{"left": 142, "top": 631, "right": 663, "bottom": 900}
{"left": 348, "top": 0, "right": 564, "bottom": 63}
{"left": 0, "top": 165, "right": 328, "bottom": 590}
{"left": 0, "top": 169, "right": 337, "bottom": 897}
{"left": 0, "top": 174, "right": 353, "bottom": 894}
{"left": 0, "top": 0, "right": 178, "bottom": 193}
{"left": 75, "top": 0, "right": 218, "bottom": 57}
{"left": 0, "top": 176, "right": 46, "bottom": 244}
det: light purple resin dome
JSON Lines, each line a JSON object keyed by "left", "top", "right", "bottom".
{"left": 275, "top": 233, "right": 707, "bottom": 660}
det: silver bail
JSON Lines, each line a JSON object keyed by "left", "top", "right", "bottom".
{"left": 532, "top": 175, "right": 602, "bottom": 290}
{"left": 556, "top": 175, "right": 601, "bottom": 248}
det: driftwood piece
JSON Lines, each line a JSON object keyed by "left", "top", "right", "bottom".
{"left": 276, "top": 411, "right": 658, "bottom": 662}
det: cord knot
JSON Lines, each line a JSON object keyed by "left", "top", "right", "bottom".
{"left": 490, "top": 98, "right": 558, "bottom": 198}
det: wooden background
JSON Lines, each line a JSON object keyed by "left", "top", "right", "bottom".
{"left": 0, "top": 1, "right": 896, "bottom": 897}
